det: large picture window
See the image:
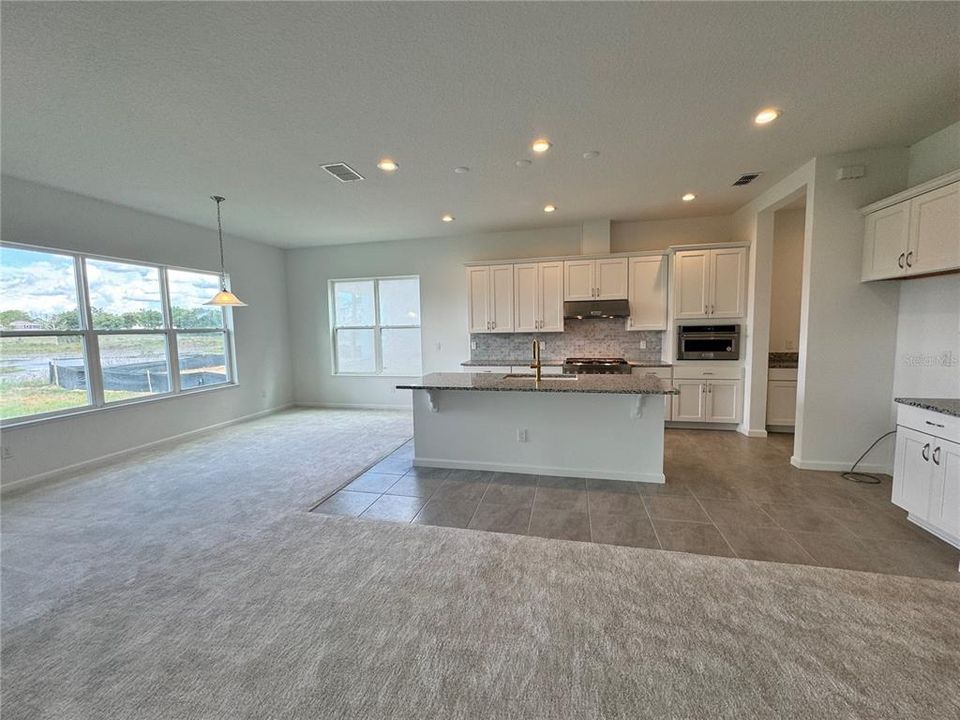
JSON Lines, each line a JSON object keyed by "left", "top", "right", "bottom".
{"left": 331, "top": 276, "right": 421, "bottom": 376}
{"left": 0, "top": 243, "right": 235, "bottom": 424}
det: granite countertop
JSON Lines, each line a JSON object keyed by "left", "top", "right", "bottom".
{"left": 769, "top": 352, "right": 799, "bottom": 369}
{"left": 894, "top": 398, "right": 960, "bottom": 418}
{"left": 398, "top": 372, "right": 678, "bottom": 395}
{"left": 461, "top": 359, "right": 672, "bottom": 368}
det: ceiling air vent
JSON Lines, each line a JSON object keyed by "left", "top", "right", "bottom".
{"left": 321, "top": 162, "right": 364, "bottom": 183}
{"left": 732, "top": 172, "right": 762, "bottom": 186}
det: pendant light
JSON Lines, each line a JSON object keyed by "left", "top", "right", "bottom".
{"left": 204, "top": 195, "right": 247, "bottom": 307}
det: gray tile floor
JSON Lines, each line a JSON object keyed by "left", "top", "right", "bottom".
{"left": 313, "top": 430, "right": 960, "bottom": 582}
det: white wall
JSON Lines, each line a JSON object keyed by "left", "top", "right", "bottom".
{"left": 769, "top": 208, "right": 804, "bottom": 352}
{"left": 0, "top": 176, "right": 294, "bottom": 487}
{"left": 611, "top": 215, "right": 731, "bottom": 252}
{"left": 907, "top": 121, "right": 960, "bottom": 185}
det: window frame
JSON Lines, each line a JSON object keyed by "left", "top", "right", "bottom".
{"left": 0, "top": 241, "right": 238, "bottom": 428}
{"left": 330, "top": 275, "right": 422, "bottom": 377}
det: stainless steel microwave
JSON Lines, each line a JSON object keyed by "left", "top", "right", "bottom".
{"left": 678, "top": 325, "right": 741, "bottom": 360}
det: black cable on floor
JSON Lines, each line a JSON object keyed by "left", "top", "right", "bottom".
{"left": 841, "top": 430, "right": 898, "bottom": 484}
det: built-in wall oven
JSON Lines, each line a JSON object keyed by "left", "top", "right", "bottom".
{"left": 678, "top": 325, "right": 741, "bottom": 361}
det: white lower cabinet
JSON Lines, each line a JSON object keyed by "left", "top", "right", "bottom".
{"left": 767, "top": 369, "right": 798, "bottom": 427}
{"left": 670, "top": 366, "right": 742, "bottom": 424}
{"left": 892, "top": 404, "right": 960, "bottom": 549}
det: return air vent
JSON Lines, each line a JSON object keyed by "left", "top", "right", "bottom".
{"left": 321, "top": 162, "right": 364, "bottom": 183}
{"left": 732, "top": 172, "right": 762, "bottom": 186}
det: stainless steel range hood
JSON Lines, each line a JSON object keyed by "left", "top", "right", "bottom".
{"left": 563, "top": 299, "right": 630, "bottom": 319}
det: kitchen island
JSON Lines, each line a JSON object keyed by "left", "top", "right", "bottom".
{"left": 396, "top": 372, "right": 677, "bottom": 483}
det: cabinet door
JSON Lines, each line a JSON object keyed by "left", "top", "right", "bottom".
{"left": 892, "top": 427, "right": 936, "bottom": 517}
{"left": 706, "top": 380, "right": 741, "bottom": 423}
{"left": 907, "top": 181, "right": 960, "bottom": 276}
{"left": 766, "top": 380, "right": 797, "bottom": 426}
{"left": 488, "top": 265, "right": 514, "bottom": 333}
{"left": 928, "top": 439, "right": 960, "bottom": 537}
{"left": 672, "top": 380, "right": 707, "bottom": 422}
{"left": 709, "top": 247, "right": 746, "bottom": 318}
{"left": 862, "top": 203, "right": 910, "bottom": 281}
{"left": 466, "top": 266, "right": 490, "bottom": 333}
{"left": 513, "top": 263, "right": 539, "bottom": 333}
{"left": 627, "top": 255, "right": 667, "bottom": 330}
{"left": 673, "top": 250, "right": 709, "bottom": 318}
{"left": 538, "top": 261, "right": 565, "bottom": 332}
{"left": 595, "top": 258, "right": 628, "bottom": 300}
{"left": 564, "top": 260, "right": 595, "bottom": 300}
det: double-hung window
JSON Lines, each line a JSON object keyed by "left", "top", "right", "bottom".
{"left": 0, "top": 242, "right": 235, "bottom": 424}
{"left": 331, "top": 276, "right": 421, "bottom": 376}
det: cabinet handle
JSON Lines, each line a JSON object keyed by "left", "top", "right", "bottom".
{"left": 710, "top": 304, "right": 714, "bottom": 315}
{"left": 905, "top": 251, "right": 913, "bottom": 268}
{"left": 925, "top": 420, "right": 945, "bottom": 428}
{"left": 922, "top": 443, "right": 931, "bottom": 462}
{"left": 933, "top": 446, "right": 941, "bottom": 466}
{"left": 898, "top": 253, "right": 905, "bottom": 269}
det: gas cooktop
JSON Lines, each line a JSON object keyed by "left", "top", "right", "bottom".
{"left": 562, "top": 357, "right": 632, "bottom": 375}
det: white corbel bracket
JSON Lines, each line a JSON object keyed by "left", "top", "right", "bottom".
{"left": 630, "top": 395, "right": 647, "bottom": 419}
{"left": 426, "top": 389, "right": 440, "bottom": 413}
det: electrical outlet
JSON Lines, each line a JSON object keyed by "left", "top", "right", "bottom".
{"left": 639, "top": 340, "right": 647, "bottom": 349}
{"left": 435, "top": 342, "right": 442, "bottom": 351}
{"left": 470, "top": 340, "right": 477, "bottom": 350}
{"left": 1, "top": 446, "right": 12, "bottom": 460}
{"left": 517, "top": 429, "right": 528, "bottom": 443}
{"left": 539, "top": 342, "right": 546, "bottom": 352}
{"left": 786, "top": 340, "right": 795, "bottom": 350}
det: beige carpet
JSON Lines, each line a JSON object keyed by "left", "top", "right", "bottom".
{"left": 2, "top": 408, "right": 959, "bottom": 719}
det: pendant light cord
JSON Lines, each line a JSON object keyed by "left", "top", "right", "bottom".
{"left": 212, "top": 195, "right": 227, "bottom": 291}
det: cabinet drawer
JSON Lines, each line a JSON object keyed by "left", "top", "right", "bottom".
{"left": 897, "top": 405, "right": 960, "bottom": 444}
{"left": 673, "top": 365, "right": 743, "bottom": 380}
{"left": 632, "top": 367, "right": 671, "bottom": 380}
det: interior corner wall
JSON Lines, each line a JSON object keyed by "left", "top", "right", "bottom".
{"left": 793, "top": 148, "right": 909, "bottom": 471}
{"left": 907, "top": 120, "right": 960, "bottom": 185}
{"left": 0, "top": 176, "right": 294, "bottom": 488}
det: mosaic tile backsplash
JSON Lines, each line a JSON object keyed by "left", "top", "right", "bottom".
{"left": 470, "top": 319, "right": 664, "bottom": 363}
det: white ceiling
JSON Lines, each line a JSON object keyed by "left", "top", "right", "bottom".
{"left": 2, "top": 2, "right": 957, "bottom": 248}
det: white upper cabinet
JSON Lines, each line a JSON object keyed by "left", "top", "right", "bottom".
{"left": 563, "top": 258, "right": 628, "bottom": 300}
{"left": 627, "top": 255, "right": 668, "bottom": 331}
{"left": 514, "top": 261, "right": 564, "bottom": 333}
{"left": 538, "top": 261, "right": 565, "bottom": 332}
{"left": 674, "top": 247, "right": 746, "bottom": 319}
{"left": 908, "top": 181, "right": 960, "bottom": 276}
{"left": 862, "top": 176, "right": 960, "bottom": 281}
{"left": 466, "top": 264, "right": 514, "bottom": 333}
{"left": 563, "top": 260, "right": 595, "bottom": 300}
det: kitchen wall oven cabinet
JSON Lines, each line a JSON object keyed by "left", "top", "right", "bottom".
{"left": 514, "top": 261, "right": 564, "bottom": 332}
{"left": 673, "top": 247, "right": 746, "bottom": 319}
{"left": 670, "top": 366, "right": 742, "bottom": 424}
{"left": 892, "top": 403, "right": 960, "bottom": 549}
{"left": 563, "top": 258, "right": 628, "bottom": 301}
{"left": 466, "top": 264, "right": 514, "bottom": 333}
{"left": 861, "top": 173, "right": 960, "bottom": 281}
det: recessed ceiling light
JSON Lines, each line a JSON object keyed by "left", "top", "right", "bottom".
{"left": 454, "top": 166, "right": 470, "bottom": 174}
{"left": 682, "top": 193, "right": 696, "bottom": 202}
{"left": 582, "top": 150, "right": 600, "bottom": 159}
{"left": 753, "top": 108, "right": 782, "bottom": 125}
{"left": 441, "top": 214, "right": 455, "bottom": 222}
{"left": 377, "top": 158, "right": 399, "bottom": 171}
{"left": 531, "top": 139, "right": 552, "bottom": 153}
{"left": 515, "top": 159, "right": 532, "bottom": 168}
{"left": 543, "top": 204, "right": 557, "bottom": 213}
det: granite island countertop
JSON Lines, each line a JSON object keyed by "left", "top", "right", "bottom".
{"left": 461, "top": 359, "right": 672, "bottom": 368}
{"left": 894, "top": 398, "right": 960, "bottom": 418}
{"left": 398, "top": 372, "right": 677, "bottom": 395}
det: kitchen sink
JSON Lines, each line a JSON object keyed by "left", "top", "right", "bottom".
{"left": 501, "top": 373, "right": 578, "bottom": 380}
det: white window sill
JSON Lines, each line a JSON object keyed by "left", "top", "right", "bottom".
{"left": 0, "top": 382, "right": 240, "bottom": 431}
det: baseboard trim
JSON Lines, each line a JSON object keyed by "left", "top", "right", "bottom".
{"left": 413, "top": 457, "right": 665, "bottom": 484}
{"left": 295, "top": 402, "right": 410, "bottom": 411}
{"left": 907, "top": 513, "right": 960, "bottom": 552}
{"left": 789, "top": 456, "right": 889, "bottom": 474}
{"left": 738, "top": 427, "right": 768, "bottom": 438}
{"left": 1, "top": 404, "right": 294, "bottom": 497}
{"left": 665, "top": 422, "right": 739, "bottom": 432}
